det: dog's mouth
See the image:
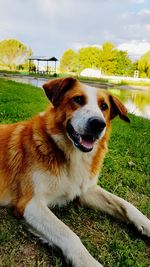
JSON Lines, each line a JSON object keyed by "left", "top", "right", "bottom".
{"left": 66, "top": 121, "right": 99, "bottom": 152}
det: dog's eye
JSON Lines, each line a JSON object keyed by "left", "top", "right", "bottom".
{"left": 72, "top": 96, "right": 85, "bottom": 105}
{"left": 101, "top": 103, "right": 108, "bottom": 111}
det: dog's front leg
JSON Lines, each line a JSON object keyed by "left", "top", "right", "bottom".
{"left": 79, "top": 185, "right": 150, "bottom": 237}
{"left": 24, "top": 197, "right": 103, "bottom": 267}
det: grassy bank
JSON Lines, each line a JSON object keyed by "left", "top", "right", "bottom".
{"left": 0, "top": 78, "right": 150, "bottom": 267}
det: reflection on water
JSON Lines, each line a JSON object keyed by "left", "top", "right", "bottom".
{"left": 3, "top": 76, "right": 47, "bottom": 88}
{"left": 1, "top": 75, "right": 150, "bottom": 120}
{"left": 108, "top": 88, "right": 150, "bottom": 120}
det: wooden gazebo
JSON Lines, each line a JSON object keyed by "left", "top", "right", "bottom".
{"left": 28, "top": 56, "right": 58, "bottom": 75}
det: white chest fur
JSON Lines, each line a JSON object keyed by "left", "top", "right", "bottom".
{"left": 32, "top": 150, "right": 97, "bottom": 207}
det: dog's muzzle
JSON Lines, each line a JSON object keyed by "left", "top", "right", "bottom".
{"left": 66, "top": 117, "right": 106, "bottom": 152}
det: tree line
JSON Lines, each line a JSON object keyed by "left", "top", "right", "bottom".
{"left": 0, "top": 39, "right": 150, "bottom": 78}
{"left": 0, "top": 39, "right": 32, "bottom": 71}
{"left": 60, "top": 42, "right": 150, "bottom": 78}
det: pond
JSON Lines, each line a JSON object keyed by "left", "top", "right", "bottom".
{"left": 1, "top": 75, "right": 150, "bottom": 120}
{"left": 108, "top": 88, "right": 150, "bottom": 120}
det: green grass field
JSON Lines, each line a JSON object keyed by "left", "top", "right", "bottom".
{"left": 0, "top": 78, "right": 150, "bottom": 267}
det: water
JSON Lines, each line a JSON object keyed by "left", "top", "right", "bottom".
{"left": 2, "top": 75, "right": 47, "bottom": 88}
{"left": 108, "top": 88, "right": 150, "bottom": 120}
{"left": 1, "top": 75, "right": 150, "bottom": 120}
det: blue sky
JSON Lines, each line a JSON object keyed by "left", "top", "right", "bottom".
{"left": 0, "top": 0, "right": 150, "bottom": 60}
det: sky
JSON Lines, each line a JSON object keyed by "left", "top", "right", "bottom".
{"left": 0, "top": 0, "right": 150, "bottom": 60}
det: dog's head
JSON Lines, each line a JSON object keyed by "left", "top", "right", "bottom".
{"left": 43, "top": 77, "right": 130, "bottom": 152}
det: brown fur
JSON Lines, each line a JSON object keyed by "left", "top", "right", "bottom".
{"left": 0, "top": 77, "right": 129, "bottom": 217}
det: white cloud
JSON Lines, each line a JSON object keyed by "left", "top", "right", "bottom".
{"left": 144, "top": 24, "right": 150, "bottom": 30}
{"left": 122, "top": 21, "right": 150, "bottom": 41}
{"left": 128, "top": 0, "right": 148, "bottom": 3}
{"left": 138, "top": 8, "right": 150, "bottom": 15}
{"left": 118, "top": 40, "right": 150, "bottom": 56}
{"left": 0, "top": 0, "right": 150, "bottom": 57}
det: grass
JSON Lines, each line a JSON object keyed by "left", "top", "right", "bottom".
{"left": 0, "top": 78, "right": 150, "bottom": 267}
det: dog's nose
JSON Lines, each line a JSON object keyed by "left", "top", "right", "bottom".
{"left": 88, "top": 117, "right": 106, "bottom": 134}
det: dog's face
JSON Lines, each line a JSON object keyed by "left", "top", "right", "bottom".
{"left": 43, "top": 77, "right": 130, "bottom": 152}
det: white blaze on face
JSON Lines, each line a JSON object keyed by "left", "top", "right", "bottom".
{"left": 70, "top": 85, "right": 106, "bottom": 136}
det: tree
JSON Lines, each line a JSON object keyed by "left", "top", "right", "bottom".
{"left": 0, "top": 39, "right": 32, "bottom": 70}
{"left": 59, "top": 49, "right": 79, "bottom": 74}
{"left": 114, "top": 51, "right": 134, "bottom": 76}
{"left": 138, "top": 51, "right": 150, "bottom": 78}
{"left": 78, "top": 47, "right": 101, "bottom": 71}
{"left": 99, "top": 42, "right": 118, "bottom": 75}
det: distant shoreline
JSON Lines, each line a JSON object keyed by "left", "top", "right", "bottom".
{"left": 0, "top": 73, "right": 150, "bottom": 92}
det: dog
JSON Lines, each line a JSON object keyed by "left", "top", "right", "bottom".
{"left": 0, "top": 77, "right": 149, "bottom": 267}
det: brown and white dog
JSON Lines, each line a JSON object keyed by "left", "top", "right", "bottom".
{"left": 0, "top": 77, "right": 149, "bottom": 267}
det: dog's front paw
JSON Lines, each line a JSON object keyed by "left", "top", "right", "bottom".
{"left": 126, "top": 204, "right": 150, "bottom": 237}
{"left": 134, "top": 214, "right": 150, "bottom": 237}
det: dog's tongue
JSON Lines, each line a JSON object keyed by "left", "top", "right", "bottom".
{"left": 80, "top": 136, "right": 94, "bottom": 149}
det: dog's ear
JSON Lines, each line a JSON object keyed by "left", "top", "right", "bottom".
{"left": 109, "top": 95, "right": 130, "bottom": 123}
{"left": 43, "top": 77, "right": 77, "bottom": 106}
